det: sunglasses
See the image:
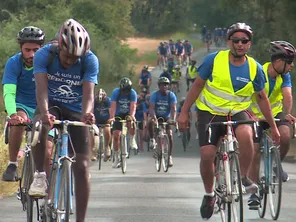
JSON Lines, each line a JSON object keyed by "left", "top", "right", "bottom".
{"left": 231, "top": 38, "right": 250, "bottom": 44}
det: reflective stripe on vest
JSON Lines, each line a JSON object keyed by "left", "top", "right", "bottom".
{"left": 250, "top": 62, "right": 283, "bottom": 118}
{"left": 196, "top": 50, "right": 257, "bottom": 116}
{"left": 188, "top": 65, "right": 198, "bottom": 79}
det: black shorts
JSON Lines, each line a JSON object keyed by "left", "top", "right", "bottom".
{"left": 34, "top": 103, "right": 89, "bottom": 155}
{"left": 171, "top": 51, "right": 176, "bottom": 55}
{"left": 253, "top": 112, "right": 289, "bottom": 143}
{"left": 113, "top": 114, "right": 132, "bottom": 131}
{"left": 96, "top": 119, "right": 108, "bottom": 125}
{"left": 197, "top": 110, "right": 251, "bottom": 147}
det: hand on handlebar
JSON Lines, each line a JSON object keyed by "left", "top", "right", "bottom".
{"left": 80, "top": 113, "right": 95, "bottom": 125}
{"left": 285, "top": 114, "right": 296, "bottom": 124}
{"left": 40, "top": 113, "right": 56, "bottom": 128}
{"left": 9, "top": 114, "right": 25, "bottom": 125}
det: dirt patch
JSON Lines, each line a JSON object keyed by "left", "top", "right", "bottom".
{"left": 124, "top": 37, "right": 161, "bottom": 56}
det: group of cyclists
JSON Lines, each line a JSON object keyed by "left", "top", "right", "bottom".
{"left": 1, "top": 18, "right": 296, "bottom": 222}
{"left": 157, "top": 39, "right": 193, "bottom": 68}
{"left": 202, "top": 25, "right": 228, "bottom": 52}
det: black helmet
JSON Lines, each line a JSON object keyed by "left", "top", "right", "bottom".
{"left": 158, "top": 77, "right": 170, "bottom": 85}
{"left": 119, "top": 77, "right": 132, "bottom": 92}
{"left": 190, "top": 60, "right": 197, "bottom": 65}
{"left": 227, "top": 22, "right": 253, "bottom": 40}
{"left": 270, "top": 41, "right": 296, "bottom": 59}
{"left": 17, "top": 26, "right": 45, "bottom": 45}
{"left": 143, "top": 65, "right": 149, "bottom": 71}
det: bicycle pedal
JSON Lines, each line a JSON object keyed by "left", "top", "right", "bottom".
{"left": 249, "top": 205, "right": 259, "bottom": 210}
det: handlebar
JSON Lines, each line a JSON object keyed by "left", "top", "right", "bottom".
{"left": 53, "top": 120, "right": 99, "bottom": 136}
{"left": 155, "top": 117, "right": 176, "bottom": 129}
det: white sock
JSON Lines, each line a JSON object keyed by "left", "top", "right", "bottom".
{"left": 35, "top": 171, "right": 46, "bottom": 176}
{"left": 8, "top": 161, "right": 18, "bottom": 167}
{"left": 205, "top": 192, "right": 215, "bottom": 197}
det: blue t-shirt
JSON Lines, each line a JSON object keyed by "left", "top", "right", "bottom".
{"left": 111, "top": 88, "right": 137, "bottom": 115}
{"left": 140, "top": 72, "right": 151, "bottom": 85}
{"left": 2, "top": 53, "right": 36, "bottom": 109}
{"left": 176, "top": 45, "right": 184, "bottom": 55}
{"left": 33, "top": 44, "right": 99, "bottom": 113}
{"left": 94, "top": 97, "right": 111, "bottom": 122}
{"left": 197, "top": 52, "right": 265, "bottom": 92}
{"left": 268, "top": 73, "right": 291, "bottom": 97}
{"left": 184, "top": 44, "right": 192, "bottom": 53}
{"left": 150, "top": 90, "right": 177, "bottom": 118}
{"left": 158, "top": 46, "right": 167, "bottom": 55}
{"left": 135, "top": 101, "right": 147, "bottom": 121}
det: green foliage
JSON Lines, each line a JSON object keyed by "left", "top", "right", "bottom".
{"left": 0, "top": 0, "right": 137, "bottom": 86}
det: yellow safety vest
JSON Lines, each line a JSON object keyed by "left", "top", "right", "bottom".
{"left": 188, "top": 65, "right": 198, "bottom": 79}
{"left": 196, "top": 50, "right": 257, "bottom": 116}
{"left": 250, "top": 62, "right": 283, "bottom": 118}
{"left": 172, "top": 70, "right": 180, "bottom": 81}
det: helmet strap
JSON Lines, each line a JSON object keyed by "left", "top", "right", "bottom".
{"left": 272, "top": 61, "right": 286, "bottom": 75}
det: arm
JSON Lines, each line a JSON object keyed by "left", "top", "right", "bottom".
{"left": 171, "top": 103, "right": 176, "bottom": 121}
{"left": 82, "top": 81, "right": 95, "bottom": 115}
{"left": 255, "top": 90, "right": 276, "bottom": 128}
{"left": 282, "top": 87, "right": 293, "bottom": 115}
{"left": 3, "top": 84, "right": 17, "bottom": 116}
{"left": 149, "top": 103, "right": 156, "bottom": 119}
{"left": 110, "top": 101, "right": 116, "bottom": 119}
{"left": 130, "top": 102, "right": 137, "bottom": 117}
{"left": 35, "top": 73, "right": 49, "bottom": 115}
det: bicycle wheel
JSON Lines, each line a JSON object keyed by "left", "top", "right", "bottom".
{"left": 120, "top": 135, "right": 127, "bottom": 174}
{"left": 155, "top": 138, "right": 161, "bottom": 172}
{"left": 20, "top": 150, "right": 35, "bottom": 221}
{"left": 228, "top": 153, "right": 243, "bottom": 222}
{"left": 98, "top": 135, "right": 103, "bottom": 170}
{"left": 269, "top": 147, "right": 282, "bottom": 220}
{"left": 161, "top": 135, "right": 170, "bottom": 172}
{"left": 258, "top": 147, "right": 267, "bottom": 218}
{"left": 57, "top": 159, "right": 71, "bottom": 222}
{"left": 214, "top": 155, "right": 230, "bottom": 221}
{"left": 181, "top": 130, "right": 188, "bottom": 152}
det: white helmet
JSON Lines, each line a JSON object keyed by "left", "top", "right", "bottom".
{"left": 59, "top": 19, "right": 90, "bottom": 56}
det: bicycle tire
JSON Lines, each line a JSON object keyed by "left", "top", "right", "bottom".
{"left": 57, "top": 159, "right": 71, "bottom": 222}
{"left": 161, "top": 135, "right": 170, "bottom": 173}
{"left": 258, "top": 147, "right": 267, "bottom": 218}
{"left": 155, "top": 138, "right": 161, "bottom": 172}
{"left": 98, "top": 135, "right": 103, "bottom": 170}
{"left": 20, "top": 150, "right": 35, "bottom": 221}
{"left": 269, "top": 147, "right": 282, "bottom": 220}
{"left": 120, "top": 135, "right": 127, "bottom": 174}
{"left": 228, "top": 153, "right": 243, "bottom": 222}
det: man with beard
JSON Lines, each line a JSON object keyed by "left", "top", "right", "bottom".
{"left": 178, "top": 22, "right": 280, "bottom": 220}
{"left": 2, "top": 26, "right": 47, "bottom": 181}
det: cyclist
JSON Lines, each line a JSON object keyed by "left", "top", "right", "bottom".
{"left": 177, "top": 22, "right": 280, "bottom": 220}
{"left": 148, "top": 77, "right": 177, "bottom": 167}
{"left": 109, "top": 77, "right": 138, "bottom": 168}
{"left": 135, "top": 91, "right": 148, "bottom": 152}
{"left": 201, "top": 25, "right": 207, "bottom": 42}
{"left": 176, "top": 97, "right": 192, "bottom": 141}
{"left": 168, "top": 39, "right": 176, "bottom": 55}
{"left": 139, "top": 65, "right": 151, "bottom": 92}
{"left": 28, "top": 19, "right": 99, "bottom": 222}
{"left": 176, "top": 40, "right": 185, "bottom": 66}
{"left": 186, "top": 60, "right": 198, "bottom": 91}
{"left": 92, "top": 88, "right": 112, "bottom": 162}
{"left": 205, "top": 30, "right": 212, "bottom": 52}
{"left": 1, "top": 26, "right": 49, "bottom": 182}
{"left": 247, "top": 41, "right": 296, "bottom": 208}
{"left": 157, "top": 42, "right": 168, "bottom": 67}
{"left": 184, "top": 40, "right": 193, "bottom": 65}
{"left": 171, "top": 65, "right": 182, "bottom": 93}
{"left": 160, "top": 68, "right": 172, "bottom": 83}
{"left": 143, "top": 94, "right": 151, "bottom": 141}
{"left": 167, "top": 55, "right": 176, "bottom": 74}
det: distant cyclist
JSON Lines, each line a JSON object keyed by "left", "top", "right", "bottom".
{"left": 160, "top": 68, "right": 172, "bottom": 82}
{"left": 168, "top": 39, "right": 176, "bottom": 55}
{"left": 184, "top": 40, "right": 193, "bottom": 64}
{"left": 205, "top": 31, "right": 212, "bottom": 52}
{"left": 167, "top": 55, "right": 176, "bottom": 74}
{"left": 186, "top": 60, "right": 198, "bottom": 91}
{"left": 139, "top": 65, "right": 151, "bottom": 92}
{"left": 93, "top": 88, "right": 112, "bottom": 162}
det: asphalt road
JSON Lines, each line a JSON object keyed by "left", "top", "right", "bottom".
{"left": 1, "top": 46, "right": 296, "bottom": 222}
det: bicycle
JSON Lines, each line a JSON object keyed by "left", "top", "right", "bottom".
{"left": 32, "top": 119, "right": 99, "bottom": 222}
{"left": 257, "top": 119, "right": 296, "bottom": 220}
{"left": 112, "top": 116, "right": 134, "bottom": 174}
{"left": 4, "top": 118, "right": 38, "bottom": 222}
{"left": 154, "top": 117, "right": 175, "bottom": 173}
{"left": 95, "top": 123, "right": 110, "bottom": 170}
{"left": 209, "top": 119, "right": 257, "bottom": 222}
